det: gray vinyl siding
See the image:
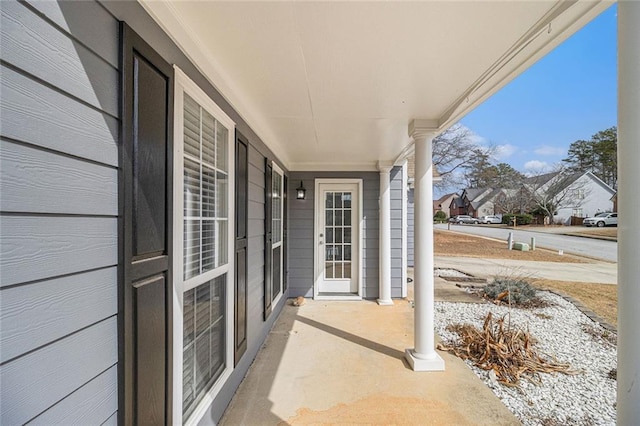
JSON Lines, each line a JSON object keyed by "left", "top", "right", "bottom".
{"left": 0, "top": 1, "right": 118, "bottom": 424}
{"left": 3, "top": 0, "right": 288, "bottom": 423}
{"left": 98, "top": 2, "right": 288, "bottom": 424}
{"left": 408, "top": 188, "right": 415, "bottom": 267}
{"left": 390, "top": 166, "right": 403, "bottom": 297}
{"left": 288, "top": 172, "right": 380, "bottom": 299}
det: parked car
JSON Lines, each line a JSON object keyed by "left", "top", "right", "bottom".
{"left": 480, "top": 215, "right": 502, "bottom": 224}
{"left": 449, "top": 215, "right": 479, "bottom": 224}
{"left": 583, "top": 212, "right": 617, "bottom": 227}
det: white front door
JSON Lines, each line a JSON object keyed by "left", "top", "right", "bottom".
{"left": 315, "top": 180, "right": 361, "bottom": 297}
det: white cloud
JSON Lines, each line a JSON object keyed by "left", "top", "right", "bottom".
{"left": 534, "top": 145, "right": 565, "bottom": 156}
{"left": 494, "top": 144, "right": 517, "bottom": 160}
{"left": 524, "top": 160, "right": 550, "bottom": 172}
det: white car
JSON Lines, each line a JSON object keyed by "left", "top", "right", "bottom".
{"left": 480, "top": 215, "right": 502, "bottom": 224}
{"left": 583, "top": 212, "right": 617, "bottom": 227}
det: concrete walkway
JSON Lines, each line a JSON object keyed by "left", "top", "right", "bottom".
{"left": 221, "top": 297, "right": 518, "bottom": 425}
{"left": 435, "top": 256, "right": 617, "bottom": 285}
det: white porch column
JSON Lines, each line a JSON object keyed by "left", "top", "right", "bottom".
{"left": 405, "top": 120, "right": 444, "bottom": 371}
{"left": 617, "top": 2, "right": 640, "bottom": 423}
{"left": 378, "top": 163, "right": 393, "bottom": 305}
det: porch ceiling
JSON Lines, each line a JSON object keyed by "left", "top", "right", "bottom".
{"left": 141, "top": 0, "right": 611, "bottom": 171}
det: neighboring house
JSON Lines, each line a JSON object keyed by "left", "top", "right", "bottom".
{"left": 455, "top": 171, "right": 615, "bottom": 224}
{"left": 528, "top": 171, "right": 617, "bottom": 225}
{"left": 470, "top": 188, "right": 505, "bottom": 218}
{"left": 458, "top": 187, "right": 492, "bottom": 217}
{"left": 1, "top": 1, "right": 638, "bottom": 425}
{"left": 449, "top": 196, "right": 466, "bottom": 217}
{"left": 433, "top": 193, "right": 459, "bottom": 218}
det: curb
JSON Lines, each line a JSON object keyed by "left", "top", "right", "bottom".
{"left": 541, "top": 288, "right": 617, "bottom": 333}
{"left": 561, "top": 232, "right": 617, "bottom": 242}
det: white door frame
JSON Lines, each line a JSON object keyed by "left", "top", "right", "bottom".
{"left": 314, "top": 179, "right": 363, "bottom": 300}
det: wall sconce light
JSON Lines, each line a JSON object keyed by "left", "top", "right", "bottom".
{"left": 296, "top": 181, "right": 306, "bottom": 200}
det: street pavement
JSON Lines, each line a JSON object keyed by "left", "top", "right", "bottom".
{"left": 434, "top": 223, "right": 617, "bottom": 262}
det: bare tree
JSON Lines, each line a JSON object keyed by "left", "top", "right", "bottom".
{"left": 431, "top": 124, "right": 494, "bottom": 191}
{"left": 493, "top": 188, "right": 531, "bottom": 214}
{"left": 524, "top": 165, "right": 590, "bottom": 224}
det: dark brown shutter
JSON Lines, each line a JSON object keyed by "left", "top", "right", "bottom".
{"left": 234, "top": 132, "right": 248, "bottom": 364}
{"left": 120, "top": 22, "right": 173, "bottom": 426}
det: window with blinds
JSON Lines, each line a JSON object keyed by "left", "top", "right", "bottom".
{"left": 182, "top": 275, "right": 225, "bottom": 419}
{"left": 272, "top": 171, "right": 282, "bottom": 244}
{"left": 183, "top": 94, "right": 228, "bottom": 281}
{"left": 180, "top": 89, "right": 232, "bottom": 422}
{"left": 271, "top": 166, "right": 284, "bottom": 299}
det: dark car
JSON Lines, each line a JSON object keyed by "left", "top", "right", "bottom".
{"left": 449, "top": 215, "right": 479, "bottom": 224}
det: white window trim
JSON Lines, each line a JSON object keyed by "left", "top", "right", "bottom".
{"left": 172, "top": 66, "right": 235, "bottom": 426}
{"left": 271, "top": 162, "right": 284, "bottom": 306}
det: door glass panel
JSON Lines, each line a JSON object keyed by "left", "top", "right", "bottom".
{"left": 326, "top": 210, "right": 333, "bottom": 226}
{"left": 322, "top": 190, "right": 354, "bottom": 281}
{"left": 326, "top": 228, "right": 333, "bottom": 243}
{"left": 343, "top": 262, "right": 351, "bottom": 278}
{"left": 334, "top": 263, "right": 343, "bottom": 279}
{"left": 325, "top": 192, "right": 333, "bottom": 208}
{"left": 326, "top": 245, "right": 334, "bottom": 261}
{"left": 334, "top": 245, "right": 342, "bottom": 261}
{"left": 325, "top": 262, "right": 334, "bottom": 279}
{"left": 343, "top": 193, "right": 351, "bottom": 208}
{"left": 334, "top": 192, "right": 343, "bottom": 208}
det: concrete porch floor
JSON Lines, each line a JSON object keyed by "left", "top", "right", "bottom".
{"left": 220, "top": 289, "right": 518, "bottom": 425}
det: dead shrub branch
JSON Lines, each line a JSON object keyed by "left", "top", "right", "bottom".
{"left": 437, "top": 312, "right": 578, "bottom": 387}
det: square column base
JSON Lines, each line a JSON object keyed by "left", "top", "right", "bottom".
{"left": 377, "top": 299, "right": 394, "bottom": 306}
{"left": 405, "top": 349, "right": 445, "bottom": 371}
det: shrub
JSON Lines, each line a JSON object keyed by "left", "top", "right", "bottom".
{"left": 434, "top": 210, "right": 447, "bottom": 221}
{"left": 484, "top": 277, "right": 537, "bottom": 305}
{"left": 502, "top": 213, "right": 533, "bottom": 225}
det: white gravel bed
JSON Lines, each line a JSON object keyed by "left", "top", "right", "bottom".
{"left": 435, "top": 292, "right": 617, "bottom": 425}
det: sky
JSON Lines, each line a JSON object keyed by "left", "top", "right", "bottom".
{"left": 459, "top": 4, "right": 617, "bottom": 175}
